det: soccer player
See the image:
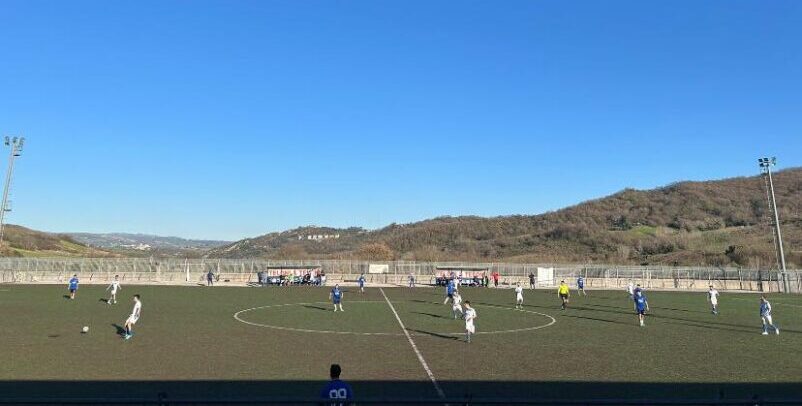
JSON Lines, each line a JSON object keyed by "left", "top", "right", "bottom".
{"left": 124, "top": 294, "right": 142, "bottom": 340}
{"left": 634, "top": 290, "right": 649, "bottom": 327}
{"left": 528, "top": 272, "right": 536, "bottom": 289}
{"left": 557, "top": 280, "right": 570, "bottom": 310}
{"left": 577, "top": 276, "right": 587, "bottom": 296}
{"left": 443, "top": 279, "right": 456, "bottom": 305}
{"left": 515, "top": 282, "right": 524, "bottom": 310}
{"left": 320, "top": 364, "right": 353, "bottom": 406}
{"left": 206, "top": 270, "right": 215, "bottom": 286}
{"left": 464, "top": 301, "right": 477, "bottom": 343}
{"left": 760, "top": 296, "right": 779, "bottom": 335}
{"left": 408, "top": 272, "right": 415, "bottom": 288}
{"left": 68, "top": 274, "right": 79, "bottom": 300}
{"left": 708, "top": 285, "right": 719, "bottom": 315}
{"left": 626, "top": 281, "right": 634, "bottom": 297}
{"left": 106, "top": 275, "right": 122, "bottom": 305}
{"left": 330, "top": 284, "right": 344, "bottom": 312}
{"left": 451, "top": 291, "right": 464, "bottom": 319}
{"left": 357, "top": 273, "right": 366, "bottom": 294}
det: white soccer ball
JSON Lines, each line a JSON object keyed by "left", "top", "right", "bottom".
{"left": 81, "top": 326, "right": 89, "bottom": 333}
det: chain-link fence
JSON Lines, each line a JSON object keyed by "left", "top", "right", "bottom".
{"left": 0, "top": 257, "right": 799, "bottom": 293}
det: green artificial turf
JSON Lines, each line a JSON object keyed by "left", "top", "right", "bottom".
{"left": 0, "top": 284, "right": 800, "bottom": 403}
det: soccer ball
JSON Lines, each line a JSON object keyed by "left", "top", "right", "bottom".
{"left": 81, "top": 326, "right": 89, "bottom": 334}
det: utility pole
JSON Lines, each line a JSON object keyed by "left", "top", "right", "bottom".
{"left": 758, "top": 157, "right": 788, "bottom": 293}
{"left": 0, "top": 136, "right": 25, "bottom": 245}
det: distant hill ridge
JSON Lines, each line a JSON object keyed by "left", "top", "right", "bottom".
{"left": 0, "top": 225, "right": 115, "bottom": 257}
{"left": 206, "top": 168, "right": 802, "bottom": 268}
{"left": 68, "top": 233, "right": 230, "bottom": 250}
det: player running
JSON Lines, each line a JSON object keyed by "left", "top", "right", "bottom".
{"left": 626, "top": 281, "right": 634, "bottom": 297}
{"left": 330, "top": 284, "right": 344, "bottom": 312}
{"left": 451, "top": 291, "right": 464, "bottom": 319}
{"left": 443, "top": 279, "right": 456, "bottom": 305}
{"left": 123, "top": 294, "right": 142, "bottom": 340}
{"left": 634, "top": 290, "right": 649, "bottom": 327}
{"left": 68, "top": 274, "right": 79, "bottom": 300}
{"left": 357, "top": 273, "right": 366, "bottom": 294}
{"left": 320, "top": 364, "right": 353, "bottom": 405}
{"left": 577, "top": 276, "right": 587, "bottom": 296}
{"left": 708, "top": 285, "right": 719, "bottom": 315}
{"left": 106, "top": 275, "right": 122, "bottom": 305}
{"left": 760, "top": 296, "right": 779, "bottom": 335}
{"left": 557, "top": 280, "right": 570, "bottom": 310}
{"left": 464, "top": 301, "right": 477, "bottom": 343}
{"left": 515, "top": 283, "right": 524, "bottom": 310}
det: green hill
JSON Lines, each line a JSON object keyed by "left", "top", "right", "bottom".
{"left": 0, "top": 225, "right": 114, "bottom": 257}
{"left": 206, "top": 168, "right": 802, "bottom": 267}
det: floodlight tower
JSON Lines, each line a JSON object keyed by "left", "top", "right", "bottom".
{"left": 0, "top": 136, "right": 25, "bottom": 245}
{"left": 758, "top": 157, "right": 788, "bottom": 292}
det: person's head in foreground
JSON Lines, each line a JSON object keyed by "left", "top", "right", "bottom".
{"left": 330, "top": 364, "right": 342, "bottom": 380}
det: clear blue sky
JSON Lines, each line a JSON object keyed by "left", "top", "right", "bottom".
{"left": 1, "top": 1, "right": 800, "bottom": 241}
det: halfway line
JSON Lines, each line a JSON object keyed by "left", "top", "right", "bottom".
{"left": 379, "top": 288, "right": 446, "bottom": 400}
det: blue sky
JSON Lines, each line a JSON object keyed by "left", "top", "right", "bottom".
{"left": 0, "top": 1, "right": 800, "bottom": 241}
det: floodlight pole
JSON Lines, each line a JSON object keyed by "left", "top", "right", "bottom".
{"left": 0, "top": 136, "right": 24, "bottom": 245}
{"left": 758, "top": 157, "right": 788, "bottom": 293}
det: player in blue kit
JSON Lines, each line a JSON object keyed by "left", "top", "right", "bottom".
{"left": 320, "top": 364, "right": 353, "bottom": 405}
{"left": 357, "top": 273, "right": 366, "bottom": 294}
{"left": 443, "top": 279, "right": 456, "bottom": 305}
{"left": 68, "top": 274, "right": 79, "bottom": 300}
{"left": 330, "top": 284, "right": 344, "bottom": 312}
{"left": 577, "top": 276, "right": 587, "bottom": 296}
{"left": 634, "top": 290, "right": 649, "bottom": 327}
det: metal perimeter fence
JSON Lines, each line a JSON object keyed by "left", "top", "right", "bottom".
{"left": 0, "top": 257, "right": 799, "bottom": 294}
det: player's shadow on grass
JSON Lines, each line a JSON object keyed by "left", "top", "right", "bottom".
{"left": 410, "top": 299, "right": 444, "bottom": 306}
{"left": 561, "top": 314, "right": 632, "bottom": 326}
{"left": 302, "top": 305, "right": 328, "bottom": 311}
{"left": 99, "top": 298, "right": 109, "bottom": 304}
{"left": 572, "top": 305, "right": 631, "bottom": 316}
{"left": 62, "top": 295, "right": 71, "bottom": 300}
{"left": 406, "top": 328, "right": 460, "bottom": 341}
{"left": 650, "top": 314, "right": 802, "bottom": 334}
{"left": 111, "top": 324, "right": 126, "bottom": 337}
{"left": 412, "top": 311, "right": 449, "bottom": 319}
{"left": 520, "top": 303, "right": 566, "bottom": 311}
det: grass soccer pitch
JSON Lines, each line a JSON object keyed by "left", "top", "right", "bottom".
{"left": 1, "top": 284, "right": 801, "bottom": 404}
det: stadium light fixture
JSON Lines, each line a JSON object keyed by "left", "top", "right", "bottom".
{"left": 758, "top": 156, "right": 788, "bottom": 292}
{"left": 0, "top": 136, "right": 25, "bottom": 245}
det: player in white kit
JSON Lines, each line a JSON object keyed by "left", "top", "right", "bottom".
{"left": 707, "top": 285, "right": 719, "bottom": 315}
{"left": 464, "top": 301, "right": 477, "bottom": 343}
{"left": 451, "top": 292, "right": 464, "bottom": 319}
{"left": 515, "top": 283, "right": 524, "bottom": 310}
{"left": 124, "top": 294, "right": 142, "bottom": 340}
{"left": 106, "top": 275, "right": 121, "bottom": 305}
{"left": 626, "top": 281, "right": 634, "bottom": 297}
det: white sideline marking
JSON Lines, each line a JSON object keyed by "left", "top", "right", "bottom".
{"left": 380, "top": 288, "right": 446, "bottom": 400}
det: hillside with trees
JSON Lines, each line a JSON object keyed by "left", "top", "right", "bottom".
{"left": 0, "top": 225, "right": 116, "bottom": 257}
{"left": 206, "top": 168, "right": 802, "bottom": 268}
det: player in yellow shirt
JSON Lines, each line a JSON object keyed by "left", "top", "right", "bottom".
{"left": 557, "top": 281, "right": 570, "bottom": 310}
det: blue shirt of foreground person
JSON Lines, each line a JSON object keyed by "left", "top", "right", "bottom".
{"left": 320, "top": 364, "right": 353, "bottom": 405}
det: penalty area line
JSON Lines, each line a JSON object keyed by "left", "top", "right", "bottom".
{"left": 379, "top": 288, "right": 446, "bottom": 400}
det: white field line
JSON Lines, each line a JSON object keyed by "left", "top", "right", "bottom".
{"left": 233, "top": 301, "right": 556, "bottom": 336}
{"left": 730, "top": 297, "right": 802, "bottom": 308}
{"left": 380, "top": 288, "right": 446, "bottom": 400}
